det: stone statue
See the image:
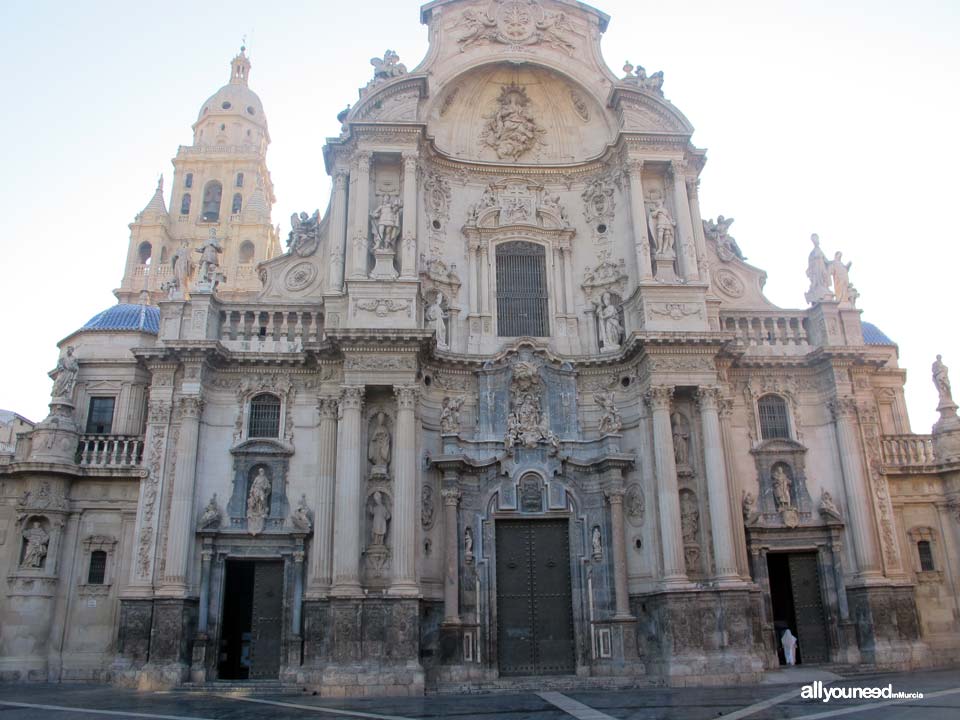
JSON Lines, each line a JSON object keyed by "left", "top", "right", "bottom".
{"left": 291, "top": 494, "right": 312, "bottom": 533}
{"left": 370, "top": 195, "right": 402, "bottom": 250}
{"left": 671, "top": 412, "right": 689, "bottom": 466}
{"left": 481, "top": 84, "right": 544, "bottom": 162}
{"left": 198, "top": 494, "right": 221, "bottom": 530}
{"left": 426, "top": 293, "right": 448, "bottom": 349}
{"left": 464, "top": 526, "right": 474, "bottom": 562}
{"left": 649, "top": 198, "right": 676, "bottom": 256}
{"left": 772, "top": 465, "right": 793, "bottom": 509}
{"left": 166, "top": 241, "right": 193, "bottom": 296}
{"left": 933, "top": 355, "right": 953, "bottom": 406}
{"left": 742, "top": 490, "right": 760, "bottom": 525}
{"left": 21, "top": 521, "right": 49, "bottom": 568}
{"left": 368, "top": 411, "right": 392, "bottom": 475}
{"left": 804, "top": 233, "right": 832, "bottom": 304}
{"left": 596, "top": 292, "right": 623, "bottom": 352}
{"left": 595, "top": 390, "right": 622, "bottom": 435}
{"left": 440, "top": 396, "right": 464, "bottom": 434}
{"left": 591, "top": 526, "right": 602, "bottom": 558}
{"left": 247, "top": 468, "right": 271, "bottom": 535}
{"left": 781, "top": 628, "right": 798, "bottom": 666}
{"left": 819, "top": 489, "right": 842, "bottom": 521}
{"left": 703, "top": 215, "right": 744, "bottom": 261}
{"left": 680, "top": 494, "right": 699, "bottom": 545}
{"left": 288, "top": 209, "right": 321, "bottom": 256}
{"left": 369, "top": 491, "right": 391, "bottom": 546}
{"left": 195, "top": 228, "right": 224, "bottom": 286}
{"left": 369, "top": 50, "right": 407, "bottom": 84}
{"left": 830, "top": 251, "right": 853, "bottom": 304}
{"left": 51, "top": 346, "right": 79, "bottom": 400}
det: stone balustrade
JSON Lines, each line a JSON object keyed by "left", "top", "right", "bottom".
{"left": 77, "top": 434, "right": 144, "bottom": 467}
{"left": 219, "top": 306, "right": 324, "bottom": 345}
{"left": 720, "top": 311, "right": 810, "bottom": 348}
{"left": 881, "top": 434, "right": 935, "bottom": 468}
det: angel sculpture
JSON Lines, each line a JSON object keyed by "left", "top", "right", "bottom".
{"left": 288, "top": 209, "right": 321, "bottom": 256}
{"left": 704, "top": 215, "right": 745, "bottom": 261}
{"left": 370, "top": 50, "right": 407, "bottom": 83}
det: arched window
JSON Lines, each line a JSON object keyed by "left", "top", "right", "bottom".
{"left": 232, "top": 192, "right": 242, "bottom": 214}
{"left": 917, "top": 540, "right": 935, "bottom": 571}
{"left": 758, "top": 394, "right": 790, "bottom": 440}
{"left": 495, "top": 241, "right": 549, "bottom": 337}
{"left": 239, "top": 240, "right": 255, "bottom": 264}
{"left": 201, "top": 180, "right": 222, "bottom": 222}
{"left": 88, "top": 550, "right": 107, "bottom": 584}
{"left": 138, "top": 242, "right": 152, "bottom": 265}
{"left": 235, "top": 172, "right": 244, "bottom": 187}
{"left": 184, "top": 172, "right": 193, "bottom": 188}
{"left": 248, "top": 393, "right": 281, "bottom": 438}
{"left": 180, "top": 193, "right": 191, "bottom": 215}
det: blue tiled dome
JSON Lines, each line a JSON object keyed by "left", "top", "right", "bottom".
{"left": 82, "top": 304, "right": 160, "bottom": 334}
{"left": 862, "top": 321, "right": 895, "bottom": 346}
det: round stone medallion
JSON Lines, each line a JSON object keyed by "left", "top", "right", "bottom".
{"left": 715, "top": 269, "right": 745, "bottom": 298}
{"left": 284, "top": 262, "right": 317, "bottom": 291}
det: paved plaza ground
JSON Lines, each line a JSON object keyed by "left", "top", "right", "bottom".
{"left": 0, "top": 668, "right": 957, "bottom": 720}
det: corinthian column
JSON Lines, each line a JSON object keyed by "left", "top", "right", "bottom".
{"left": 670, "top": 160, "right": 699, "bottom": 282}
{"left": 606, "top": 488, "right": 633, "bottom": 619}
{"left": 696, "top": 387, "right": 739, "bottom": 582}
{"left": 390, "top": 385, "right": 419, "bottom": 595}
{"left": 349, "top": 152, "right": 371, "bottom": 280}
{"left": 442, "top": 486, "right": 461, "bottom": 624}
{"left": 327, "top": 168, "right": 349, "bottom": 292}
{"left": 161, "top": 395, "right": 203, "bottom": 594}
{"left": 331, "top": 385, "right": 364, "bottom": 597}
{"left": 831, "top": 397, "right": 882, "bottom": 580}
{"left": 625, "top": 159, "right": 653, "bottom": 281}
{"left": 308, "top": 396, "right": 339, "bottom": 594}
{"left": 646, "top": 386, "right": 688, "bottom": 585}
{"left": 400, "top": 152, "right": 418, "bottom": 279}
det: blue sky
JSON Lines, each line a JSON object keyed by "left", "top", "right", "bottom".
{"left": 1, "top": 0, "right": 958, "bottom": 429}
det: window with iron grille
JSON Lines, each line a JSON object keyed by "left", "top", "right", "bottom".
{"left": 86, "top": 397, "right": 115, "bottom": 435}
{"left": 88, "top": 550, "right": 107, "bottom": 584}
{"left": 495, "top": 241, "right": 549, "bottom": 337}
{"left": 248, "top": 393, "right": 281, "bottom": 438}
{"left": 918, "top": 540, "right": 935, "bottom": 571}
{"left": 757, "top": 394, "right": 790, "bottom": 440}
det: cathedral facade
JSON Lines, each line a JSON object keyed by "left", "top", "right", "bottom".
{"left": 2, "top": 0, "right": 959, "bottom": 696}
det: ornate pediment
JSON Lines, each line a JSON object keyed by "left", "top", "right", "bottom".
{"left": 464, "top": 178, "right": 571, "bottom": 233}
{"left": 230, "top": 438, "right": 294, "bottom": 457}
{"left": 610, "top": 89, "right": 693, "bottom": 135}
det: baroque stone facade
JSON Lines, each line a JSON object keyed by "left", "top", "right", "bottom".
{"left": 1, "top": 0, "right": 959, "bottom": 695}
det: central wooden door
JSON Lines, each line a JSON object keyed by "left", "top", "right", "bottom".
{"left": 788, "top": 553, "right": 829, "bottom": 664}
{"left": 496, "top": 519, "right": 576, "bottom": 676}
{"left": 249, "top": 561, "right": 284, "bottom": 679}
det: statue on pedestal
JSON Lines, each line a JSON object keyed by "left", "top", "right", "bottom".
{"left": 804, "top": 233, "right": 833, "bottom": 304}
{"left": 247, "top": 468, "right": 271, "bottom": 535}
{"left": 50, "top": 346, "right": 79, "bottom": 400}
{"left": 596, "top": 292, "right": 622, "bottom": 352}
{"left": 830, "top": 251, "right": 854, "bottom": 304}
{"left": 368, "top": 411, "right": 392, "bottom": 477}
{"left": 370, "top": 195, "right": 402, "bottom": 251}
{"left": 195, "top": 228, "right": 224, "bottom": 287}
{"left": 288, "top": 209, "right": 321, "bottom": 257}
{"left": 649, "top": 198, "right": 676, "bottom": 256}
{"left": 198, "top": 494, "right": 221, "bottom": 530}
{"left": 933, "top": 355, "right": 953, "bottom": 407}
{"left": 426, "top": 293, "right": 448, "bottom": 349}
{"left": 772, "top": 465, "right": 793, "bottom": 509}
{"left": 818, "top": 489, "right": 842, "bottom": 522}
{"left": 20, "top": 521, "right": 49, "bottom": 568}
{"left": 291, "top": 494, "right": 312, "bottom": 533}
{"left": 369, "top": 491, "right": 391, "bottom": 546}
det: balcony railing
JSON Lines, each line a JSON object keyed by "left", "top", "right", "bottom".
{"left": 77, "top": 435, "right": 144, "bottom": 467}
{"left": 720, "top": 311, "right": 810, "bottom": 348}
{"left": 220, "top": 307, "right": 325, "bottom": 346}
{"left": 881, "top": 434, "right": 935, "bottom": 468}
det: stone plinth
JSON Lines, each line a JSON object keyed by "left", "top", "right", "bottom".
{"left": 343, "top": 278, "right": 420, "bottom": 330}
{"left": 933, "top": 402, "right": 960, "bottom": 463}
{"left": 632, "top": 283, "right": 708, "bottom": 332}
{"left": 846, "top": 585, "right": 930, "bottom": 670}
{"left": 370, "top": 248, "right": 399, "bottom": 280}
{"left": 28, "top": 399, "right": 79, "bottom": 463}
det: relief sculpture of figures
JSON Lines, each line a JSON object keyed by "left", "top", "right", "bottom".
{"left": 50, "top": 346, "right": 79, "bottom": 400}
{"left": 596, "top": 292, "right": 622, "bottom": 353}
{"left": 369, "top": 491, "right": 391, "bottom": 546}
{"left": 370, "top": 195, "right": 402, "bottom": 251}
{"left": 594, "top": 390, "right": 622, "bottom": 435}
{"left": 20, "top": 521, "right": 49, "bottom": 568}
{"left": 426, "top": 292, "right": 448, "bottom": 349}
{"left": 804, "top": 233, "right": 833, "bottom": 304}
{"left": 368, "top": 411, "right": 392, "bottom": 476}
{"left": 933, "top": 354, "right": 953, "bottom": 407}
{"left": 481, "top": 84, "right": 544, "bottom": 162}
{"left": 440, "top": 396, "right": 464, "bottom": 434}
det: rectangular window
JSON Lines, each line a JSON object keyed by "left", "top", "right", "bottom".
{"left": 85, "top": 397, "right": 115, "bottom": 435}
{"left": 918, "top": 541, "right": 935, "bottom": 571}
{"left": 496, "top": 242, "right": 549, "bottom": 337}
{"left": 88, "top": 550, "right": 107, "bottom": 584}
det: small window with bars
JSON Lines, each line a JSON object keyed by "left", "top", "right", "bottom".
{"left": 88, "top": 550, "right": 107, "bottom": 584}
{"left": 86, "top": 397, "right": 115, "bottom": 435}
{"left": 918, "top": 540, "right": 935, "bottom": 571}
{"left": 757, "top": 394, "right": 790, "bottom": 440}
{"left": 495, "top": 241, "right": 549, "bottom": 337}
{"left": 248, "top": 393, "right": 281, "bottom": 438}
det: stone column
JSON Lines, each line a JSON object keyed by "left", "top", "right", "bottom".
{"left": 696, "top": 387, "right": 740, "bottom": 582}
{"left": 625, "top": 159, "right": 653, "bottom": 281}
{"left": 331, "top": 385, "right": 364, "bottom": 597}
{"left": 831, "top": 397, "right": 882, "bottom": 580}
{"left": 645, "top": 386, "right": 688, "bottom": 585}
{"left": 670, "top": 160, "right": 699, "bottom": 282}
{"left": 479, "top": 243, "right": 490, "bottom": 314}
{"left": 442, "top": 487, "right": 461, "bottom": 624}
{"left": 291, "top": 550, "right": 305, "bottom": 634}
{"left": 468, "top": 243, "right": 479, "bottom": 315}
{"left": 562, "top": 247, "right": 575, "bottom": 318}
{"left": 161, "top": 395, "right": 203, "bottom": 593}
{"left": 390, "top": 385, "right": 419, "bottom": 596}
{"left": 349, "top": 152, "right": 371, "bottom": 280}
{"left": 308, "top": 396, "right": 339, "bottom": 595}
{"left": 400, "top": 152, "right": 418, "bottom": 279}
{"left": 606, "top": 488, "right": 633, "bottom": 619}
{"left": 685, "top": 178, "right": 708, "bottom": 283}
{"left": 552, "top": 248, "right": 565, "bottom": 314}
{"left": 327, "top": 168, "right": 349, "bottom": 292}
{"left": 197, "top": 547, "right": 213, "bottom": 633}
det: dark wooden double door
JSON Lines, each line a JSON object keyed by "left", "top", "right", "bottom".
{"left": 496, "top": 519, "right": 576, "bottom": 676}
{"left": 219, "top": 560, "right": 284, "bottom": 680}
{"left": 768, "top": 552, "right": 830, "bottom": 664}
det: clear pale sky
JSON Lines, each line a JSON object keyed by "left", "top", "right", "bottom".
{"left": 1, "top": 0, "right": 957, "bottom": 430}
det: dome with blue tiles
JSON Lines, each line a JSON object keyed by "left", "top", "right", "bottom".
{"left": 82, "top": 304, "right": 160, "bottom": 334}
{"left": 862, "top": 321, "right": 895, "bottom": 346}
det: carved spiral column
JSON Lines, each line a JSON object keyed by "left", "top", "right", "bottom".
{"left": 400, "top": 152, "right": 418, "bottom": 279}
{"left": 349, "top": 152, "right": 371, "bottom": 280}
{"left": 646, "top": 386, "right": 688, "bottom": 585}
{"left": 606, "top": 488, "right": 634, "bottom": 619}
{"left": 625, "top": 159, "right": 653, "bottom": 281}
{"left": 442, "top": 486, "right": 461, "bottom": 624}
{"left": 327, "top": 168, "right": 349, "bottom": 292}
{"left": 670, "top": 160, "right": 699, "bottom": 282}
{"left": 696, "top": 387, "right": 740, "bottom": 582}
{"left": 308, "top": 396, "right": 339, "bottom": 594}
{"left": 390, "top": 385, "right": 419, "bottom": 596}
{"left": 331, "top": 385, "right": 364, "bottom": 597}
{"left": 160, "top": 395, "right": 203, "bottom": 594}
{"left": 831, "top": 397, "right": 882, "bottom": 580}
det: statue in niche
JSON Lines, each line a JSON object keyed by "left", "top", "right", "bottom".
{"left": 50, "top": 346, "right": 79, "bottom": 400}
{"left": 195, "top": 228, "right": 224, "bottom": 286}
{"left": 421, "top": 485, "right": 435, "bottom": 529}
{"left": 426, "top": 292, "right": 448, "bottom": 349}
{"left": 291, "top": 494, "right": 312, "bottom": 533}
{"left": 771, "top": 464, "right": 793, "bottom": 509}
{"left": 480, "top": 84, "right": 544, "bottom": 162}
{"left": 819, "top": 489, "right": 842, "bottom": 521}
{"left": 20, "top": 521, "right": 49, "bottom": 568}
{"left": 198, "top": 494, "right": 221, "bottom": 530}
{"left": 247, "top": 467, "right": 271, "bottom": 535}
{"left": 648, "top": 197, "right": 676, "bottom": 256}
{"left": 464, "top": 526, "right": 474, "bottom": 563}
{"left": 742, "top": 490, "right": 760, "bottom": 525}
{"left": 830, "top": 251, "right": 853, "bottom": 304}
{"left": 596, "top": 292, "right": 623, "bottom": 352}
{"left": 933, "top": 355, "right": 953, "bottom": 406}
{"left": 671, "top": 412, "right": 690, "bottom": 466}
{"left": 595, "top": 390, "right": 622, "bottom": 435}
{"left": 288, "top": 209, "right": 321, "bottom": 257}
{"left": 440, "top": 396, "right": 464, "bottom": 434}
{"left": 368, "top": 412, "right": 392, "bottom": 476}
{"left": 370, "top": 195, "right": 402, "bottom": 251}
{"left": 369, "top": 491, "right": 391, "bottom": 546}
{"left": 680, "top": 493, "right": 699, "bottom": 545}
{"left": 804, "top": 233, "right": 832, "bottom": 304}
{"left": 591, "top": 526, "right": 602, "bottom": 559}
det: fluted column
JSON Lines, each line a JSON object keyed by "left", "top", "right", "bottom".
{"left": 161, "top": 395, "right": 203, "bottom": 594}
{"left": 831, "top": 397, "right": 882, "bottom": 580}
{"left": 625, "top": 159, "right": 653, "bottom": 281}
{"left": 696, "top": 387, "right": 740, "bottom": 582}
{"left": 670, "top": 160, "right": 699, "bottom": 282}
{"left": 308, "top": 396, "right": 339, "bottom": 594}
{"left": 327, "top": 168, "right": 349, "bottom": 292}
{"left": 646, "top": 386, "right": 688, "bottom": 585}
{"left": 606, "top": 488, "right": 633, "bottom": 619}
{"left": 479, "top": 243, "right": 490, "bottom": 314}
{"left": 468, "top": 243, "right": 480, "bottom": 314}
{"left": 400, "top": 152, "right": 418, "bottom": 279}
{"left": 331, "top": 385, "right": 364, "bottom": 597}
{"left": 349, "top": 152, "right": 371, "bottom": 279}
{"left": 442, "top": 486, "right": 461, "bottom": 624}
{"left": 685, "top": 178, "right": 708, "bottom": 284}
{"left": 390, "top": 385, "right": 419, "bottom": 596}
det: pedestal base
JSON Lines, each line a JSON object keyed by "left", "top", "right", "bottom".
{"left": 370, "top": 249, "right": 399, "bottom": 280}
{"left": 847, "top": 585, "right": 930, "bottom": 670}
{"left": 933, "top": 408, "right": 960, "bottom": 463}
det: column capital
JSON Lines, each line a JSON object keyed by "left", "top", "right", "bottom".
{"left": 394, "top": 384, "right": 419, "bottom": 410}
{"left": 317, "top": 396, "right": 340, "bottom": 419}
{"left": 623, "top": 157, "right": 644, "bottom": 176}
{"left": 695, "top": 386, "right": 723, "bottom": 412}
{"left": 604, "top": 487, "right": 625, "bottom": 505}
{"left": 177, "top": 396, "right": 204, "bottom": 419}
{"left": 685, "top": 176, "right": 700, "bottom": 197}
{"left": 293, "top": 550, "right": 305, "bottom": 564}
{"left": 441, "top": 488, "right": 461, "bottom": 505}
{"left": 644, "top": 385, "right": 674, "bottom": 411}
{"left": 829, "top": 396, "right": 858, "bottom": 421}
{"left": 333, "top": 167, "right": 350, "bottom": 185}
{"left": 402, "top": 150, "right": 419, "bottom": 165}
{"left": 669, "top": 158, "right": 688, "bottom": 178}
{"left": 354, "top": 150, "right": 371, "bottom": 168}
{"left": 340, "top": 385, "right": 365, "bottom": 410}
